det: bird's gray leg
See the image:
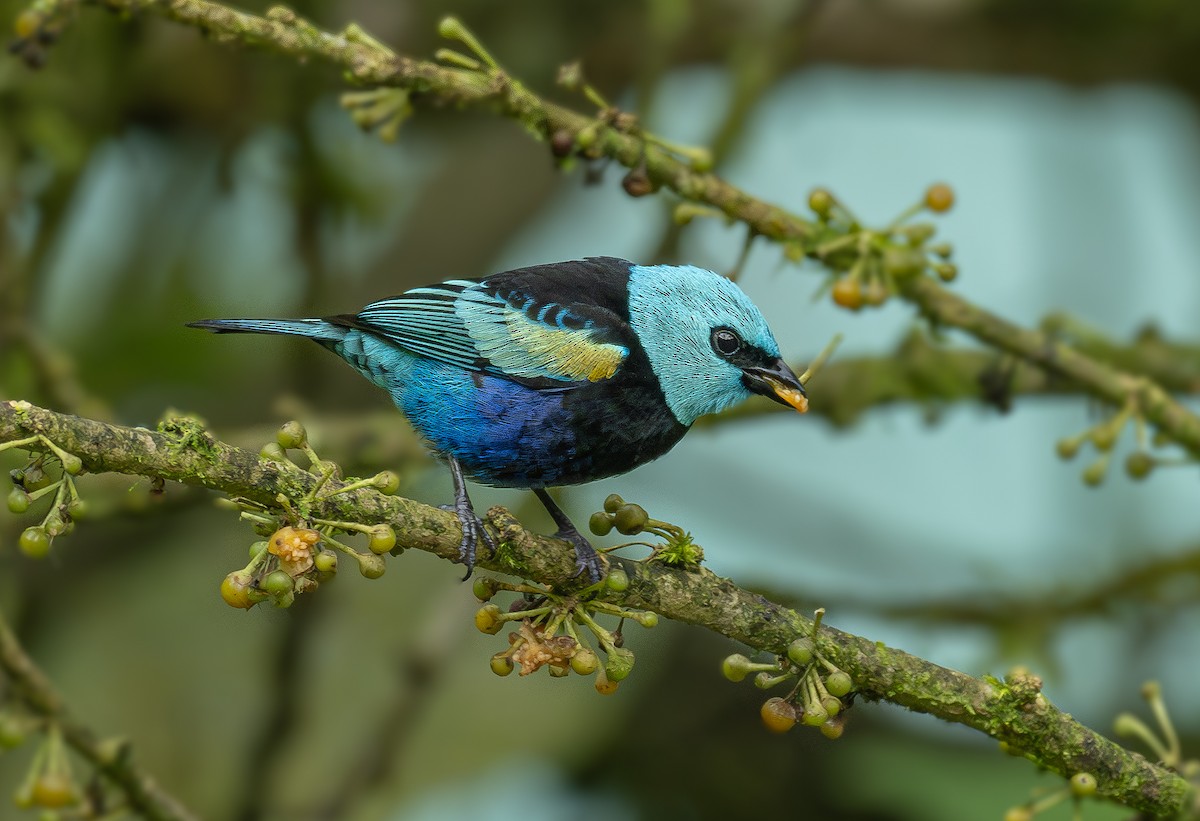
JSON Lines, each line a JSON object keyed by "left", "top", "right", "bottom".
{"left": 533, "top": 489, "right": 605, "bottom": 583}
{"left": 447, "top": 456, "right": 497, "bottom": 580}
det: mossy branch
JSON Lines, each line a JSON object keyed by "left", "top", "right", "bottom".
{"left": 1, "top": 399, "right": 1196, "bottom": 818}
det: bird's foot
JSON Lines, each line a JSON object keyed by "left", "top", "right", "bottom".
{"left": 451, "top": 500, "right": 497, "bottom": 581}
{"left": 554, "top": 525, "right": 606, "bottom": 584}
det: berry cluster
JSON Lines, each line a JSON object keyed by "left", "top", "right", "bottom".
{"left": 472, "top": 573, "right": 657, "bottom": 695}
{"left": 4, "top": 719, "right": 84, "bottom": 817}
{"left": 1054, "top": 398, "right": 1182, "bottom": 486}
{"left": 219, "top": 421, "right": 400, "bottom": 610}
{"left": 804, "top": 183, "right": 958, "bottom": 312}
{"left": 587, "top": 493, "right": 704, "bottom": 568}
{"left": 4, "top": 433, "right": 86, "bottom": 560}
{"left": 721, "top": 609, "right": 854, "bottom": 739}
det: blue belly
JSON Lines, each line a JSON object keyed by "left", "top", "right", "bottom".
{"left": 332, "top": 331, "right": 685, "bottom": 489}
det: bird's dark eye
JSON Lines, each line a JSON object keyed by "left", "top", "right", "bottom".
{"left": 711, "top": 328, "right": 742, "bottom": 357}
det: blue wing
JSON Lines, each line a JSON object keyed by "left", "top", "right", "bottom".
{"left": 347, "top": 278, "right": 630, "bottom": 387}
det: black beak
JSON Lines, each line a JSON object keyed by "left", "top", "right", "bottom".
{"left": 742, "top": 358, "right": 808, "bottom": 413}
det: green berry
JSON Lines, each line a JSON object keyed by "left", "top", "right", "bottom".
{"left": 721, "top": 653, "right": 751, "bottom": 683}
{"left": 367, "top": 524, "right": 396, "bottom": 555}
{"left": 220, "top": 571, "right": 261, "bottom": 609}
{"left": 262, "top": 570, "right": 294, "bottom": 597}
{"left": 825, "top": 670, "right": 853, "bottom": 697}
{"left": 314, "top": 551, "right": 337, "bottom": 574}
{"left": 373, "top": 470, "right": 401, "bottom": 495}
{"left": 613, "top": 503, "right": 648, "bottom": 535}
{"left": 357, "top": 553, "right": 386, "bottom": 579}
{"left": 821, "top": 695, "right": 842, "bottom": 718}
{"left": 801, "top": 703, "right": 829, "bottom": 726}
{"left": 6, "top": 487, "right": 30, "bottom": 514}
{"left": 1125, "top": 451, "right": 1154, "bottom": 480}
{"left": 18, "top": 526, "right": 50, "bottom": 558}
{"left": 260, "top": 443, "right": 287, "bottom": 462}
{"left": 60, "top": 454, "right": 83, "bottom": 475}
{"left": 787, "top": 637, "right": 814, "bottom": 666}
{"left": 472, "top": 577, "right": 497, "bottom": 601}
{"left": 1055, "top": 437, "right": 1080, "bottom": 460}
{"left": 604, "top": 647, "right": 635, "bottom": 681}
{"left": 635, "top": 611, "right": 658, "bottom": 628}
{"left": 490, "top": 653, "right": 514, "bottom": 677}
{"left": 819, "top": 715, "right": 846, "bottom": 740}
{"left": 475, "top": 604, "right": 503, "bottom": 635}
{"left": 605, "top": 567, "right": 629, "bottom": 592}
{"left": 760, "top": 697, "right": 796, "bottom": 733}
{"left": 1082, "top": 460, "right": 1107, "bottom": 487}
{"left": 249, "top": 540, "right": 269, "bottom": 559}
{"left": 570, "top": 648, "right": 599, "bottom": 675}
{"left": 276, "top": 421, "right": 307, "bottom": 450}
{"left": 931, "top": 242, "right": 953, "bottom": 258}
{"left": 588, "top": 511, "right": 613, "bottom": 536}
{"left": 934, "top": 262, "right": 958, "bottom": 282}
{"left": 807, "top": 188, "right": 833, "bottom": 219}
{"left": 0, "top": 713, "right": 26, "bottom": 748}
{"left": 602, "top": 493, "right": 624, "bottom": 514}
{"left": 64, "top": 499, "right": 87, "bottom": 520}
{"left": 1069, "top": 772, "right": 1097, "bottom": 797}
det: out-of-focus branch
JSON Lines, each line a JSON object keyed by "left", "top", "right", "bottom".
{"left": 0, "top": 610, "right": 199, "bottom": 821}
{"left": 0, "top": 400, "right": 1195, "bottom": 818}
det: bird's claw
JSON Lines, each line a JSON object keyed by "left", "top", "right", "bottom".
{"left": 453, "top": 502, "right": 497, "bottom": 581}
{"left": 557, "top": 528, "right": 606, "bottom": 584}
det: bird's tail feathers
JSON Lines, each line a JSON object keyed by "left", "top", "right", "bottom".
{"left": 186, "top": 318, "right": 346, "bottom": 341}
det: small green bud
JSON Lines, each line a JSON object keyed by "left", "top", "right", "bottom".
{"left": 588, "top": 511, "right": 613, "bottom": 536}
{"left": 260, "top": 443, "right": 287, "bottom": 462}
{"left": 1141, "top": 680, "right": 1162, "bottom": 700}
{"left": 933, "top": 262, "right": 958, "bottom": 282}
{"left": 1112, "top": 712, "right": 1144, "bottom": 738}
{"left": 801, "top": 703, "right": 830, "bottom": 726}
{"left": 373, "top": 470, "right": 401, "bottom": 495}
{"left": 820, "top": 695, "right": 842, "bottom": 718}
{"left": 602, "top": 493, "right": 624, "bottom": 514}
{"left": 787, "top": 637, "right": 814, "bottom": 666}
{"left": 0, "top": 713, "right": 26, "bottom": 748}
{"left": 1003, "top": 808, "right": 1032, "bottom": 821}
{"left": 1090, "top": 426, "right": 1118, "bottom": 452}
{"left": 594, "top": 669, "right": 620, "bottom": 695}
{"left": 930, "top": 242, "right": 953, "bottom": 258}
{"left": 819, "top": 714, "right": 846, "bottom": 740}
{"left": 436, "top": 15, "right": 462, "bottom": 39}
{"left": 825, "top": 670, "right": 853, "bottom": 697}
{"left": 60, "top": 454, "right": 83, "bottom": 475}
{"left": 753, "top": 671, "right": 775, "bottom": 690}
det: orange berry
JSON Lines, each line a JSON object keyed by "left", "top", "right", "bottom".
{"left": 924, "top": 183, "right": 955, "bottom": 213}
{"left": 831, "top": 277, "right": 863, "bottom": 310}
{"left": 760, "top": 697, "right": 796, "bottom": 733}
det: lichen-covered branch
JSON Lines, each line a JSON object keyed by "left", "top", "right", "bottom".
{"left": 0, "top": 610, "right": 199, "bottom": 821}
{"left": 1, "top": 400, "right": 1194, "bottom": 818}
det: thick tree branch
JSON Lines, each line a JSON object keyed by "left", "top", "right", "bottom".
{"left": 1, "top": 400, "right": 1195, "bottom": 818}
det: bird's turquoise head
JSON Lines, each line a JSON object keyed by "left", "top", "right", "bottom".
{"left": 627, "top": 264, "right": 807, "bottom": 427}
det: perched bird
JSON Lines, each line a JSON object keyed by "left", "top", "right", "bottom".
{"left": 189, "top": 257, "right": 808, "bottom": 581}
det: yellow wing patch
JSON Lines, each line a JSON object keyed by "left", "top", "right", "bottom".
{"left": 502, "top": 311, "right": 625, "bottom": 382}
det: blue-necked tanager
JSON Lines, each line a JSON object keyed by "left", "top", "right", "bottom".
{"left": 189, "top": 257, "right": 807, "bottom": 581}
